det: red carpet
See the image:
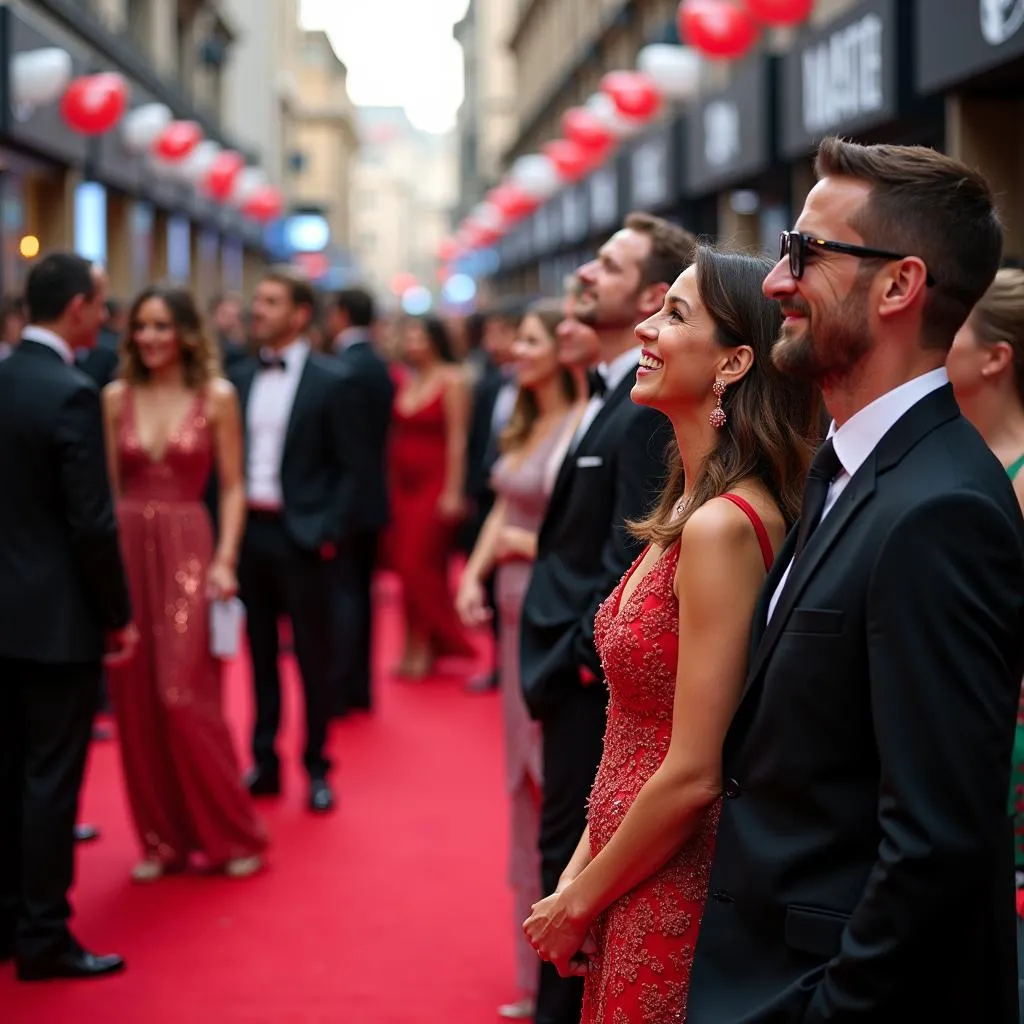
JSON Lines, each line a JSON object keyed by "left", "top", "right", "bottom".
{"left": 2, "top": 573, "right": 516, "bottom": 1023}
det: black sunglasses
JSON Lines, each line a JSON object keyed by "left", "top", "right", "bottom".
{"left": 779, "top": 231, "right": 935, "bottom": 287}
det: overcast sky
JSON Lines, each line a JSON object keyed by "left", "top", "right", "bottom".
{"left": 300, "top": 0, "right": 469, "bottom": 133}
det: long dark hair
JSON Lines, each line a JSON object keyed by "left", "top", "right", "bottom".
{"left": 633, "top": 244, "right": 822, "bottom": 546}
{"left": 407, "top": 314, "right": 456, "bottom": 363}
{"left": 500, "top": 299, "right": 579, "bottom": 453}
{"left": 119, "top": 286, "right": 220, "bottom": 388}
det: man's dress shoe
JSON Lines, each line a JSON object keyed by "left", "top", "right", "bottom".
{"left": 74, "top": 824, "right": 100, "bottom": 843}
{"left": 17, "top": 943, "right": 125, "bottom": 982}
{"left": 309, "top": 778, "right": 334, "bottom": 814}
{"left": 244, "top": 767, "right": 281, "bottom": 797}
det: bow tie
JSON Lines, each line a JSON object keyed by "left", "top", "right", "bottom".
{"left": 258, "top": 350, "right": 287, "bottom": 371}
{"left": 587, "top": 367, "right": 608, "bottom": 399}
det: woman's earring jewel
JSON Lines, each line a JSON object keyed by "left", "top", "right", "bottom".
{"left": 709, "top": 379, "right": 727, "bottom": 429}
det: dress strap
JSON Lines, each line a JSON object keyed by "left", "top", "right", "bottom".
{"left": 720, "top": 493, "right": 774, "bottom": 572}
{"left": 1007, "top": 453, "right": 1024, "bottom": 482}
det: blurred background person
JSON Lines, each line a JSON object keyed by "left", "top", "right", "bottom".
{"left": 462, "top": 300, "right": 523, "bottom": 694}
{"left": 102, "top": 286, "right": 266, "bottom": 882}
{"left": 326, "top": 287, "right": 395, "bottom": 715}
{"left": 209, "top": 292, "right": 248, "bottom": 371}
{"left": 0, "top": 252, "right": 134, "bottom": 981}
{"left": 456, "top": 299, "right": 584, "bottom": 1020}
{"left": 387, "top": 314, "right": 474, "bottom": 679}
{"left": 946, "top": 266, "right": 1024, "bottom": 883}
{"left": 0, "top": 294, "right": 26, "bottom": 361}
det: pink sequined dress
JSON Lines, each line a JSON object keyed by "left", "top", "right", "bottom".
{"left": 582, "top": 495, "right": 774, "bottom": 1022}
{"left": 108, "top": 387, "right": 267, "bottom": 869}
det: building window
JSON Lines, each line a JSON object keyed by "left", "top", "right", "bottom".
{"left": 126, "top": 0, "right": 151, "bottom": 52}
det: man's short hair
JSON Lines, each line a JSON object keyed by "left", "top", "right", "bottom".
{"left": 815, "top": 136, "right": 1003, "bottom": 349}
{"left": 333, "top": 287, "right": 375, "bottom": 328}
{"left": 25, "top": 252, "right": 96, "bottom": 324}
{"left": 261, "top": 266, "right": 316, "bottom": 312}
{"left": 623, "top": 212, "right": 697, "bottom": 287}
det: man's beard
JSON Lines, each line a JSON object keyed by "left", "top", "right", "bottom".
{"left": 772, "top": 283, "right": 872, "bottom": 385}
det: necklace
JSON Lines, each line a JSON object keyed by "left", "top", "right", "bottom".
{"left": 673, "top": 495, "right": 692, "bottom": 518}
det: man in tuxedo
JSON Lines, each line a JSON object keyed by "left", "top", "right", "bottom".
{"left": 688, "top": 139, "right": 1024, "bottom": 1022}
{"left": 325, "top": 287, "right": 395, "bottom": 714}
{"left": 231, "top": 268, "right": 358, "bottom": 814}
{"left": 521, "top": 212, "right": 695, "bottom": 1024}
{"left": 0, "top": 252, "right": 137, "bottom": 981}
{"left": 462, "top": 301, "right": 522, "bottom": 693}
{"left": 75, "top": 293, "right": 123, "bottom": 391}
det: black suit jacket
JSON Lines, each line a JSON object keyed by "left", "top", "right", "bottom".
{"left": 333, "top": 333, "right": 395, "bottom": 533}
{"left": 76, "top": 326, "right": 120, "bottom": 390}
{"left": 689, "top": 385, "right": 1024, "bottom": 1024}
{"left": 520, "top": 368, "right": 672, "bottom": 720}
{"left": 231, "top": 351, "right": 359, "bottom": 551}
{"left": 0, "top": 340, "right": 131, "bottom": 663}
{"left": 461, "top": 359, "right": 507, "bottom": 550}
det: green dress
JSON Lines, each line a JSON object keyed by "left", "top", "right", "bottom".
{"left": 1006, "top": 453, "right": 1024, "bottom": 871}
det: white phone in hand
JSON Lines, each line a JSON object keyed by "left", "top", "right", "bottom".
{"left": 209, "top": 597, "right": 244, "bottom": 658}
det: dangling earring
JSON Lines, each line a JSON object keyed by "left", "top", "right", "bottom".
{"left": 709, "top": 379, "right": 728, "bottom": 429}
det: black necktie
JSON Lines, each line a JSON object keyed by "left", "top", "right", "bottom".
{"left": 258, "top": 350, "right": 286, "bottom": 371}
{"left": 793, "top": 438, "right": 842, "bottom": 560}
{"left": 587, "top": 367, "right": 608, "bottom": 399}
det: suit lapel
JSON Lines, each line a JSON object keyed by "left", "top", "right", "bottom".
{"left": 547, "top": 369, "right": 635, "bottom": 512}
{"left": 283, "top": 357, "right": 316, "bottom": 456}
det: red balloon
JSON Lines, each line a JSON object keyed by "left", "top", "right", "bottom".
{"left": 204, "top": 151, "right": 245, "bottom": 202}
{"left": 153, "top": 120, "right": 203, "bottom": 162}
{"left": 600, "top": 71, "right": 661, "bottom": 122}
{"left": 436, "top": 237, "right": 461, "bottom": 262}
{"left": 678, "top": 0, "right": 759, "bottom": 60}
{"left": 744, "top": 0, "right": 813, "bottom": 27}
{"left": 543, "top": 139, "right": 598, "bottom": 184}
{"left": 60, "top": 73, "right": 128, "bottom": 135}
{"left": 487, "top": 183, "right": 538, "bottom": 221}
{"left": 242, "top": 186, "right": 284, "bottom": 223}
{"left": 562, "top": 107, "right": 615, "bottom": 154}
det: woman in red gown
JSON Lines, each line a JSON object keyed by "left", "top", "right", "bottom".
{"left": 387, "top": 316, "right": 474, "bottom": 678}
{"left": 524, "top": 245, "right": 821, "bottom": 1020}
{"left": 102, "top": 287, "right": 266, "bottom": 882}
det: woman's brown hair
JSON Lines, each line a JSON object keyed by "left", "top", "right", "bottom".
{"left": 633, "top": 244, "right": 822, "bottom": 547}
{"left": 500, "top": 299, "right": 579, "bottom": 453}
{"left": 968, "top": 267, "right": 1024, "bottom": 406}
{"left": 119, "top": 286, "right": 221, "bottom": 388}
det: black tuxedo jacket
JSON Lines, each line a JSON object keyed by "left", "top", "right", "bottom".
{"left": 689, "top": 385, "right": 1024, "bottom": 1023}
{"left": 462, "top": 359, "right": 506, "bottom": 547}
{"left": 334, "top": 334, "right": 395, "bottom": 533}
{"left": 231, "top": 351, "right": 359, "bottom": 551}
{"left": 0, "top": 339, "right": 131, "bottom": 663}
{"left": 520, "top": 369, "right": 672, "bottom": 720}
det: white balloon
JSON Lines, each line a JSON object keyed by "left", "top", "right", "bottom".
{"left": 510, "top": 155, "right": 561, "bottom": 200}
{"left": 470, "top": 202, "right": 504, "bottom": 232}
{"left": 121, "top": 102, "right": 173, "bottom": 155}
{"left": 637, "top": 45, "right": 702, "bottom": 103}
{"left": 179, "top": 140, "right": 222, "bottom": 186}
{"left": 231, "top": 166, "right": 268, "bottom": 205}
{"left": 11, "top": 48, "right": 72, "bottom": 111}
{"left": 585, "top": 92, "right": 644, "bottom": 140}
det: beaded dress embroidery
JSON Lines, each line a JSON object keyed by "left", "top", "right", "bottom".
{"left": 582, "top": 542, "right": 719, "bottom": 1024}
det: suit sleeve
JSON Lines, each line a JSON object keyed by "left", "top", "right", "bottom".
{"left": 54, "top": 383, "right": 132, "bottom": 631}
{"left": 804, "top": 490, "right": 1024, "bottom": 1022}
{"left": 323, "top": 367, "right": 362, "bottom": 543}
{"left": 571, "top": 408, "right": 673, "bottom": 676}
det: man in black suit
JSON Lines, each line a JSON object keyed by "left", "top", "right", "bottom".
{"left": 76, "top": 293, "right": 123, "bottom": 391}
{"left": 231, "top": 268, "right": 359, "bottom": 815}
{"left": 462, "top": 302, "right": 522, "bottom": 693}
{"left": 324, "top": 287, "right": 395, "bottom": 714}
{"left": 521, "top": 212, "right": 695, "bottom": 1024}
{"left": 0, "top": 252, "right": 137, "bottom": 981}
{"left": 688, "top": 139, "right": 1024, "bottom": 1023}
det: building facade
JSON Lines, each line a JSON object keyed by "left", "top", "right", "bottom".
{"left": 350, "top": 107, "right": 457, "bottom": 309}
{"left": 453, "top": 0, "right": 518, "bottom": 222}
{"left": 492, "top": 0, "right": 1024, "bottom": 296}
{"left": 0, "top": 0, "right": 278, "bottom": 306}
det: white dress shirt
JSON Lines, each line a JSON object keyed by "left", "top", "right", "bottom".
{"left": 334, "top": 327, "right": 371, "bottom": 352}
{"left": 245, "top": 339, "right": 310, "bottom": 510}
{"left": 568, "top": 345, "right": 643, "bottom": 453}
{"left": 491, "top": 368, "right": 518, "bottom": 437}
{"left": 22, "top": 325, "right": 74, "bottom": 365}
{"left": 767, "top": 367, "right": 949, "bottom": 621}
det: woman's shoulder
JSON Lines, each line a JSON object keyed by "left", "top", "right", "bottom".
{"left": 102, "top": 378, "right": 127, "bottom": 411}
{"left": 679, "top": 487, "right": 782, "bottom": 561}
{"left": 202, "top": 376, "right": 239, "bottom": 416}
